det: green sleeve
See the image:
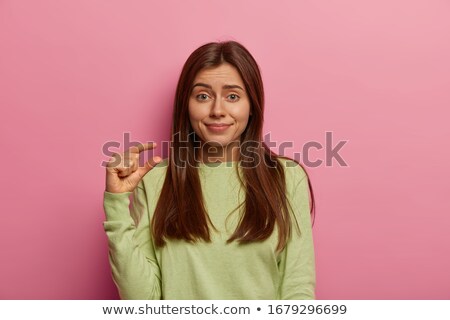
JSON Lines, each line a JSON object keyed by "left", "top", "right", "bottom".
{"left": 278, "top": 167, "right": 316, "bottom": 299}
{"left": 102, "top": 182, "right": 162, "bottom": 300}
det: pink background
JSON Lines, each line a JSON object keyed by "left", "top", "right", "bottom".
{"left": 1, "top": 0, "right": 449, "bottom": 299}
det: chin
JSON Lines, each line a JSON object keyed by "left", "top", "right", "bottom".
{"left": 203, "top": 138, "right": 233, "bottom": 147}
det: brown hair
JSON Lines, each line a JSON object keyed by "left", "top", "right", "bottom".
{"left": 152, "top": 41, "right": 315, "bottom": 252}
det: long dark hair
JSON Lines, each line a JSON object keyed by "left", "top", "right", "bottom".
{"left": 152, "top": 41, "right": 315, "bottom": 252}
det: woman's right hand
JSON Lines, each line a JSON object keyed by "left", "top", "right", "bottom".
{"left": 105, "top": 142, "right": 161, "bottom": 193}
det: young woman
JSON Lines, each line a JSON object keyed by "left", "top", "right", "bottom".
{"left": 103, "top": 41, "right": 316, "bottom": 300}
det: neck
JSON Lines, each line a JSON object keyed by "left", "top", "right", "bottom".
{"left": 198, "top": 141, "right": 240, "bottom": 163}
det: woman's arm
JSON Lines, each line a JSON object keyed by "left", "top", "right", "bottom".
{"left": 103, "top": 180, "right": 162, "bottom": 299}
{"left": 278, "top": 166, "right": 316, "bottom": 299}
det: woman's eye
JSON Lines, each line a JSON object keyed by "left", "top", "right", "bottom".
{"left": 196, "top": 94, "right": 209, "bottom": 101}
{"left": 228, "top": 94, "right": 240, "bottom": 101}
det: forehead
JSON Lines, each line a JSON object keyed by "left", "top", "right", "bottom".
{"left": 193, "top": 63, "right": 244, "bottom": 86}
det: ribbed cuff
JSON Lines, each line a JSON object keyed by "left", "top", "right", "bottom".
{"left": 103, "top": 191, "right": 133, "bottom": 221}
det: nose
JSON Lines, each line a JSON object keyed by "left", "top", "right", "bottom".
{"left": 209, "top": 97, "right": 226, "bottom": 118}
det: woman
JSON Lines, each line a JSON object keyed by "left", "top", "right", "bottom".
{"left": 103, "top": 41, "right": 316, "bottom": 299}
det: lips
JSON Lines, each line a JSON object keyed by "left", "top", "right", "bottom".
{"left": 206, "top": 123, "right": 231, "bottom": 127}
{"left": 205, "top": 123, "right": 231, "bottom": 132}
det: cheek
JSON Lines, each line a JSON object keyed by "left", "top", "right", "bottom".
{"left": 235, "top": 105, "right": 251, "bottom": 124}
{"left": 188, "top": 102, "right": 206, "bottom": 122}
{"left": 188, "top": 106, "right": 199, "bottom": 125}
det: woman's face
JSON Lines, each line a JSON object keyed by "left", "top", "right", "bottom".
{"left": 188, "top": 63, "right": 251, "bottom": 158}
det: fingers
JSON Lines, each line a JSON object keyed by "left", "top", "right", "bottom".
{"left": 105, "top": 141, "right": 161, "bottom": 193}
{"left": 127, "top": 142, "right": 157, "bottom": 154}
{"left": 138, "top": 156, "right": 162, "bottom": 176}
{"left": 106, "top": 142, "right": 160, "bottom": 180}
{"left": 117, "top": 156, "right": 139, "bottom": 177}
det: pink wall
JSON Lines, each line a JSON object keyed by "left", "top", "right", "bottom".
{"left": 1, "top": 0, "right": 449, "bottom": 299}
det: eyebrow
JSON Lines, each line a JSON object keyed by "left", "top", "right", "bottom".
{"left": 192, "top": 82, "right": 245, "bottom": 91}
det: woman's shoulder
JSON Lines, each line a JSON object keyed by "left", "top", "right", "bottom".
{"left": 276, "top": 156, "right": 308, "bottom": 189}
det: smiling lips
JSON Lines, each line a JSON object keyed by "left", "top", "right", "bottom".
{"left": 205, "top": 123, "right": 232, "bottom": 132}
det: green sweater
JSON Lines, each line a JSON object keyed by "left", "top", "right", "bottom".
{"left": 103, "top": 158, "right": 316, "bottom": 300}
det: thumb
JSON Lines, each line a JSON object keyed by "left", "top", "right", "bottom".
{"left": 138, "top": 156, "right": 162, "bottom": 176}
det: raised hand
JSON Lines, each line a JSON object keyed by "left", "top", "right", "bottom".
{"left": 105, "top": 142, "right": 161, "bottom": 193}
